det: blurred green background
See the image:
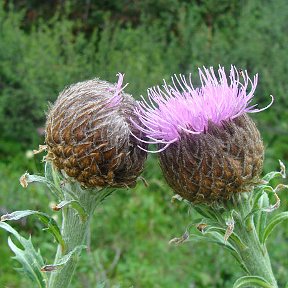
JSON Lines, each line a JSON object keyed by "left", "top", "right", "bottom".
{"left": 0, "top": 0, "right": 287, "bottom": 287}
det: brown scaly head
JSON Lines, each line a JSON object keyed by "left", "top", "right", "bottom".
{"left": 159, "top": 114, "right": 264, "bottom": 204}
{"left": 45, "top": 74, "right": 147, "bottom": 188}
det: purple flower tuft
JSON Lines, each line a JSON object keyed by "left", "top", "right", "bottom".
{"left": 107, "top": 73, "right": 128, "bottom": 107}
{"left": 133, "top": 65, "right": 273, "bottom": 152}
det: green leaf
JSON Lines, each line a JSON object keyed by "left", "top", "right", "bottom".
{"left": 41, "top": 245, "right": 86, "bottom": 272}
{"left": 189, "top": 230, "right": 240, "bottom": 257}
{"left": 262, "top": 160, "right": 286, "bottom": 182}
{"left": 233, "top": 276, "right": 273, "bottom": 288}
{"left": 261, "top": 212, "right": 288, "bottom": 243}
{"left": 54, "top": 200, "right": 88, "bottom": 222}
{"left": 0, "top": 222, "right": 47, "bottom": 288}
{"left": 20, "top": 171, "right": 63, "bottom": 199}
{"left": 205, "top": 225, "right": 246, "bottom": 250}
{"left": 169, "top": 231, "right": 189, "bottom": 245}
{"left": 204, "top": 231, "right": 247, "bottom": 271}
{"left": 96, "top": 282, "right": 106, "bottom": 288}
{"left": 193, "top": 204, "right": 223, "bottom": 222}
{"left": 45, "top": 162, "right": 62, "bottom": 193}
{"left": 254, "top": 192, "right": 269, "bottom": 239}
{"left": 1, "top": 210, "right": 66, "bottom": 252}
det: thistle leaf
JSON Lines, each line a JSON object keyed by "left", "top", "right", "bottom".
{"left": 233, "top": 276, "right": 273, "bottom": 288}
{"left": 262, "top": 160, "right": 286, "bottom": 182}
{"left": 193, "top": 205, "right": 222, "bottom": 221}
{"left": 1, "top": 210, "right": 65, "bottom": 252}
{"left": 202, "top": 225, "right": 246, "bottom": 250}
{"left": 262, "top": 193, "right": 280, "bottom": 213}
{"left": 96, "top": 282, "right": 106, "bottom": 288}
{"left": 41, "top": 245, "right": 86, "bottom": 272}
{"left": 254, "top": 192, "right": 269, "bottom": 239}
{"left": 53, "top": 200, "right": 88, "bottom": 222}
{"left": 169, "top": 231, "right": 189, "bottom": 245}
{"left": 0, "top": 222, "right": 47, "bottom": 288}
{"left": 19, "top": 171, "right": 63, "bottom": 199}
{"left": 261, "top": 211, "right": 288, "bottom": 244}
{"left": 45, "top": 162, "right": 63, "bottom": 195}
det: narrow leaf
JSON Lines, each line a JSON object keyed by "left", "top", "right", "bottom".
{"left": 261, "top": 212, "right": 288, "bottom": 243}
{"left": 45, "top": 162, "right": 63, "bottom": 196}
{"left": 1, "top": 210, "right": 65, "bottom": 252}
{"left": 233, "top": 276, "right": 273, "bottom": 288}
{"left": 0, "top": 222, "right": 47, "bottom": 288}
{"left": 184, "top": 230, "right": 247, "bottom": 272}
{"left": 96, "top": 282, "right": 106, "bottom": 288}
{"left": 262, "top": 193, "right": 280, "bottom": 212}
{"left": 19, "top": 171, "right": 63, "bottom": 199}
{"left": 41, "top": 245, "right": 86, "bottom": 272}
{"left": 203, "top": 225, "right": 246, "bottom": 250}
{"left": 254, "top": 192, "right": 269, "bottom": 239}
{"left": 53, "top": 200, "right": 88, "bottom": 222}
{"left": 169, "top": 231, "right": 189, "bottom": 245}
{"left": 262, "top": 160, "right": 286, "bottom": 182}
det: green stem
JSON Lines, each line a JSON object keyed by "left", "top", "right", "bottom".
{"left": 48, "top": 188, "right": 108, "bottom": 288}
{"left": 233, "top": 196, "right": 278, "bottom": 288}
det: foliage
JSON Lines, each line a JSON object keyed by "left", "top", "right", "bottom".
{"left": 0, "top": 0, "right": 288, "bottom": 287}
{"left": 1, "top": 155, "right": 288, "bottom": 287}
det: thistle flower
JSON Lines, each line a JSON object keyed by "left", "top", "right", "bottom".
{"left": 134, "top": 66, "right": 273, "bottom": 203}
{"left": 45, "top": 73, "right": 147, "bottom": 188}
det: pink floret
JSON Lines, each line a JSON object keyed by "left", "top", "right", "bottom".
{"left": 133, "top": 65, "right": 273, "bottom": 151}
{"left": 107, "top": 73, "right": 128, "bottom": 107}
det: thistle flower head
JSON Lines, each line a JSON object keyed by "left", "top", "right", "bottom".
{"left": 133, "top": 65, "right": 273, "bottom": 151}
{"left": 134, "top": 66, "right": 272, "bottom": 204}
{"left": 45, "top": 74, "right": 147, "bottom": 188}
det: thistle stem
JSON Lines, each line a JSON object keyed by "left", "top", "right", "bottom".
{"left": 234, "top": 224, "right": 278, "bottom": 287}
{"left": 48, "top": 188, "right": 109, "bottom": 288}
{"left": 195, "top": 193, "right": 279, "bottom": 287}
{"left": 233, "top": 196, "right": 278, "bottom": 287}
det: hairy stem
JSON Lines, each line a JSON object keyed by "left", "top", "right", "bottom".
{"left": 233, "top": 196, "right": 278, "bottom": 287}
{"left": 48, "top": 188, "right": 109, "bottom": 288}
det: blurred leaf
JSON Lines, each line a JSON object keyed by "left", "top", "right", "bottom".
{"left": 261, "top": 212, "right": 288, "bottom": 244}
{"left": 0, "top": 222, "right": 47, "bottom": 288}
{"left": 254, "top": 191, "right": 269, "bottom": 238}
{"left": 233, "top": 276, "right": 273, "bottom": 288}
{"left": 54, "top": 200, "right": 88, "bottom": 222}
{"left": 41, "top": 245, "right": 86, "bottom": 272}
{"left": 1, "top": 210, "right": 65, "bottom": 252}
{"left": 19, "top": 172, "right": 63, "bottom": 199}
{"left": 262, "top": 160, "right": 286, "bottom": 182}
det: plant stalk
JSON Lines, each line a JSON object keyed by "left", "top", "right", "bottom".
{"left": 233, "top": 196, "right": 278, "bottom": 288}
{"left": 48, "top": 188, "right": 108, "bottom": 288}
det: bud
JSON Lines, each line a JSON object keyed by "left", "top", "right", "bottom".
{"left": 45, "top": 74, "right": 147, "bottom": 188}
{"left": 134, "top": 66, "right": 273, "bottom": 204}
